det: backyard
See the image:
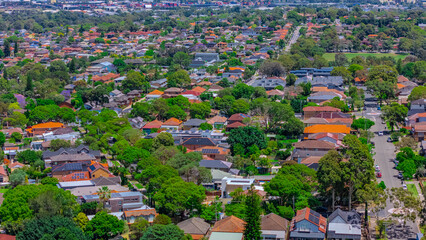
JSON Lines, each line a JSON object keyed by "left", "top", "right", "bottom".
{"left": 406, "top": 183, "right": 419, "bottom": 197}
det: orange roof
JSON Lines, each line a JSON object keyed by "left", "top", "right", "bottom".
{"left": 124, "top": 209, "right": 157, "bottom": 218}
{"left": 212, "top": 216, "right": 246, "bottom": 233}
{"left": 143, "top": 120, "right": 163, "bottom": 129}
{"left": 163, "top": 118, "right": 183, "bottom": 126}
{"left": 191, "top": 86, "right": 206, "bottom": 93}
{"left": 29, "top": 122, "right": 64, "bottom": 129}
{"left": 27, "top": 122, "right": 64, "bottom": 133}
{"left": 62, "top": 172, "right": 90, "bottom": 182}
{"left": 397, "top": 83, "right": 406, "bottom": 89}
{"left": 147, "top": 90, "right": 164, "bottom": 95}
{"left": 304, "top": 124, "right": 351, "bottom": 134}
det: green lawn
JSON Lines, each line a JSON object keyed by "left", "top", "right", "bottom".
{"left": 0, "top": 189, "right": 9, "bottom": 193}
{"left": 406, "top": 184, "right": 419, "bottom": 197}
{"left": 112, "top": 161, "right": 121, "bottom": 167}
{"left": 135, "top": 183, "right": 143, "bottom": 189}
{"left": 323, "top": 52, "right": 408, "bottom": 62}
{"left": 280, "top": 139, "right": 298, "bottom": 144}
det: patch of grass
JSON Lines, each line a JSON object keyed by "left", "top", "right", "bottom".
{"left": 112, "top": 161, "right": 120, "bottom": 167}
{"left": 281, "top": 139, "right": 298, "bottom": 144}
{"left": 406, "top": 184, "right": 418, "bottom": 197}
{"left": 322, "top": 52, "right": 408, "bottom": 62}
{"left": 0, "top": 189, "right": 8, "bottom": 193}
{"left": 135, "top": 183, "right": 143, "bottom": 189}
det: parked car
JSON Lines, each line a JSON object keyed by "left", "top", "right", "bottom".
{"left": 378, "top": 131, "right": 384, "bottom": 136}
{"left": 377, "top": 106, "right": 381, "bottom": 110}
{"left": 398, "top": 172, "right": 403, "bottom": 179}
{"left": 402, "top": 184, "right": 407, "bottom": 190}
{"left": 387, "top": 137, "right": 392, "bottom": 142}
{"left": 376, "top": 172, "right": 382, "bottom": 178}
{"left": 394, "top": 160, "right": 399, "bottom": 167}
{"left": 375, "top": 165, "right": 380, "bottom": 171}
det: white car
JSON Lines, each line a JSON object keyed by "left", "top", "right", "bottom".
{"left": 378, "top": 131, "right": 384, "bottom": 136}
{"left": 402, "top": 184, "right": 407, "bottom": 190}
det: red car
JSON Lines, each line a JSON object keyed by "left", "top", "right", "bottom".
{"left": 376, "top": 172, "right": 382, "bottom": 178}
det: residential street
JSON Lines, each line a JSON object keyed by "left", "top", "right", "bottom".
{"left": 284, "top": 25, "right": 301, "bottom": 52}
{"left": 361, "top": 99, "right": 419, "bottom": 240}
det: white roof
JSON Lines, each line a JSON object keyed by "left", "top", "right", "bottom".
{"left": 328, "top": 223, "right": 361, "bottom": 235}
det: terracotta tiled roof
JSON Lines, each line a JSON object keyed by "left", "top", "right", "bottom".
{"left": 304, "top": 124, "right": 351, "bottom": 134}
{"left": 163, "top": 118, "right": 183, "bottom": 126}
{"left": 0, "top": 166, "right": 7, "bottom": 176}
{"left": 62, "top": 172, "right": 90, "bottom": 182}
{"left": 27, "top": 122, "right": 64, "bottom": 133}
{"left": 291, "top": 208, "right": 326, "bottom": 233}
{"left": 226, "top": 121, "right": 246, "bottom": 128}
{"left": 9, "top": 162, "right": 25, "bottom": 169}
{"left": 211, "top": 216, "right": 246, "bottom": 233}
{"left": 191, "top": 86, "right": 207, "bottom": 93}
{"left": 207, "top": 116, "right": 227, "bottom": 125}
{"left": 124, "top": 209, "right": 157, "bottom": 218}
{"left": 143, "top": 120, "right": 163, "bottom": 129}
{"left": 303, "top": 106, "right": 341, "bottom": 112}
{"left": 147, "top": 90, "right": 164, "bottom": 95}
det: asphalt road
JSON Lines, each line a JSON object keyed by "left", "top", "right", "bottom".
{"left": 360, "top": 99, "right": 418, "bottom": 239}
{"left": 284, "top": 25, "right": 301, "bottom": 52}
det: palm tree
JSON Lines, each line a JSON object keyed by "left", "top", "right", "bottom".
{"left": 97, "top": 186, "right": 111, "bottom": 209}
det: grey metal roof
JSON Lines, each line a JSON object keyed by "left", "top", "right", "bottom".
{"left": 43, "top": 145, "right": 100, "bottom": 159}
{"left": 182, "top": 119, "right": 206, "bottom": 126}
{"left": 289, "top": 231, "right": 325, "bottom": 239}
{"left": 199, "top": 160, "right": 232, "bottom": 169}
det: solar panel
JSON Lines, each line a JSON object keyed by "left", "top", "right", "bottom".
{"left": 308, "top": 214, "right": 320, "bottom": 225}
{"left": 311, "top": 211, "right": 321, "bottom": 218}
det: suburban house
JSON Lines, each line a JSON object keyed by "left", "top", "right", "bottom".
{"left": 182, "top": 119, "right": 207, "bottom": 130}
{"left": 221, "top": 177, "right": 255, "bottom": 198}
{"left": 247, "top": 77, "right": 286, "bottom": 90}
{"left": 81, "top": 191, "right": 145, "bottom": 212}
{"left": 209, "top": 216, "right": 245, "bottom": 240}
{"left": 327, "top": 208, "right": 362, "bottom": 240}
{"left": 260, "top": 213, "right": 289, "bottom": 240}
{"left": 227, "top": 113, "right": 250, "bottom": 124}
{"left": 289, "top": 208, "right": 327, "bottom": 240}
{"left": 303, "top": 106, "right": 341, "bottom": 120}
{"left": 207, "top": 116, "right": 227, "bottom": 129}
{"left": 199, "top": 160, "right": 232, "bottom": 172}
{"left": 182, "top": 137, "right": 217, "bottom": 150}
{"left": 26, "top": 122, "right": 65, "bottom": 137}
{"left": 146, "top": 90, "right": 164, "bottom": 100}
{"left": 142, "top": 120, "right": 163, "bottom": 133}
{"left": 292, "top": 140, "right": 337, "bottom": 162}
{"left": 177, "top": 217, "right": 210, "bottom": 240}
{"left": 195, "top": 146, "right": 230, "bottom": 160}
{"left": 304, "top": 124, "right": 351, "bottom": 138}
{"left": 413, "top": 124, "right": 426, "bottom": 141}
{"left": 0, "top": 166, "right": 8, "bottom": 183}
{"left": 124, "top": 208, "right": 158, "bottom": 224}
{"left": 161, "top": 118, "right": 182, "bottom": 130}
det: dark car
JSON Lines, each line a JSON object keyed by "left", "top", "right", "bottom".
{"left": 398, "top": 172, "right": 403, "bottom": 179}
{"left": 387, "top": 137, "right": 392, "bottom": 142}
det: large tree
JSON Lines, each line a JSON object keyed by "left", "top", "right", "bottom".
{"left": 154, "top": 177, "right": 206, "bottom": 219}
{"left": 317, "top": 150, "right": 343, "bottom": 211}
{"left": 227, "top": 126, "right": 267, "bottom": 156}
{"left": 141, "top": 224, "right": 184, "bottom": 240}
{"left": 16, "top": 216, "right": 86, "bottom": 240}
{"left": 244, "top": 185, "right": 262, "bottom": 240}
{"left": 381, "top": 103, "right": 408, "bottom": 131}
{"left": 366, "top": 65, "right": 398, "bottom": 103}
{"left": 167, "top": 70, "right": 191, "bottom": 88}
{"left": 341, "top": 135, "right": 375, "bottom": 211}
{"left": 85, "top": 211, "right": 124, "bottom": 240}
